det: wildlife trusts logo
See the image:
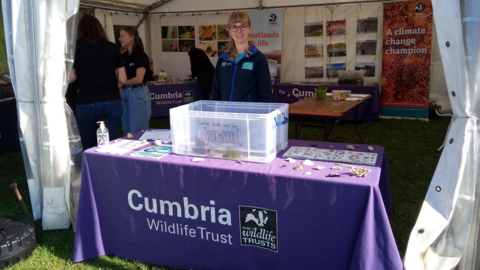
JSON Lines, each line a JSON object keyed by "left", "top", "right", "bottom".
{"left": 183, "top": 90, "right": 194, "bottom": 102}
{"left": 415, "top": 3, "right": 425, "bottom": 12}
{"left": 269, "top": 13, "right": 279, "bottom": 25}
{"left": 414, "top": 3, "right": 427, "bottom": 16}
{"left": 221, "top": 61, "right": 232, "bottom": 67}
{"left": 239, "top": 206, "right": 278, "bottom": 252}
{"left": 269, "top": 13, "right": 277, "bottom": 22}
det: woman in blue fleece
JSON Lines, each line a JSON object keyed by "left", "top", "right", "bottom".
{"left": 211, "top": 11, "right": 272, "bottom": 102}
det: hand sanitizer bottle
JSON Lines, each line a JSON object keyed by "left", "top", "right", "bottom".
{"left": 97, "top": 121, "right": 109, "bottom": 147}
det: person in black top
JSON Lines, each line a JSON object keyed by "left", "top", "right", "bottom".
{"left": 69, "top": 15, "right": 126, "bottom": 150}
{"left": 184, "top": 41, "right": 215, "bottom": 100}
{"left": 118, "top": 26, "right": 152, "bottom": 135}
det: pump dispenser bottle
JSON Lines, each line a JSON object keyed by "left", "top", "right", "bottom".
{"left": 96, "top": 121, "right": 109, "bottom": 147}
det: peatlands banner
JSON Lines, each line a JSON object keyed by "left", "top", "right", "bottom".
{"left": 381, "top": 0, "right": 433, "bottom": 119}
{"left": 247, "top": 10, "right": 283, "bottom": 80}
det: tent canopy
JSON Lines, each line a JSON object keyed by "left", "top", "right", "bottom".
{"left": 80, "top": 0, "right": 388, "bottom": 13}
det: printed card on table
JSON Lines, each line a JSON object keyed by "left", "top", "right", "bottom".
{"left": 343, "top": 151, "right": 377, "bottom": 166}
{"left": 282, "top": 147, "right": 307, "bottom": 158}
{"left": 302, "top": 147, "right": 319, "bottom": 159}
{"left": 130, "top": 145, "right": 173, "bottom": 159}
{"left": 315, "top": 149, "right": 346, "bottom": 163}
{"left": 95, "top": 140, "right": 149, "bottom": 155}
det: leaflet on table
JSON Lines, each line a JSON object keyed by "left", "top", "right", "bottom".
{"left": 139, "top": 129, "right": 171, "bottom": 143}
{"left": 350, "top": 94, "right": 369, "bottom": 98}
{"left": 283, "top": 146, "right": 377, "bottom": 166}
{"left": 95, "top": 140, "right": 150, "bottom": 155}
{"left": 130, "top": 145, "right": 173, "bottom": 159}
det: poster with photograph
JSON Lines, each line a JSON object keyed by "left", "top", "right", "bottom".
{"left": 162, "top": 26, "right": 177, "bottom": 39}
{"left": 179, "top": 40, "right": 194, "bottom": 52}
{"left": 326, "top": 63, "right": 346, "bottom": 78}
{"left": 326, "top": 20, "right": 346, "bottom": 36}
{"left": 327, "top": 43, "right": 346, "bottom": 57}
{"left": 199, "top": 25, "right": 217, "bottom": 41}
{"left": 178, "top": 26, "right": 195, "bottom": 39}
{"left": 305, "top": 43, "right": 323, "bottom": 58}
{"left": 199, "top": 41, "right": 217, "bottom": 57}
{"left": 304, "top": 22, "right": 323, "bottom": 37}
{"left": 218, "top": 41, "right": 229, "bottom": 55}
{"left": 217, "top": 25, "right": 229, "bottom": 40}
{"left": 357, "top": 18, "right": 378, "bottom": 33}
{"left": 305, "top": 66, "right": 324, "bottom": 78}
{"left": 356, "top": 40, "right": 377, "bottom": 55}
{"left": 162, "top": 40, "right": 178, "bottom": 52}
{"left": 355, "top": 62, "right": 376, "bottom": 77}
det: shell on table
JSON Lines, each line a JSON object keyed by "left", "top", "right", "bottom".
{"left": 286, "top": 158, "right": 296, "bottom": 163}
{"left": 314, "top": 165, "right": 325, "bottom": 170}
{"left": 293, "top": 165, "right": 303, "bottom": 171}
{"left": 304, "top": 171, "right": 312, "bottom": 176}
{"left": 302, "top": 159, "right": 314, "bottom": 166}
{"left": 192, "top": 158, "right": 205, "bottom": 162}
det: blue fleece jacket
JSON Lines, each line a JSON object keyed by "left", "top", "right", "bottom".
{"left": 211, "top": 45, "right": 272, "bottom": 102}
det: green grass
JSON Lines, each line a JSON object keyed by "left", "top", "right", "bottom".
{"left": 0, "top": 117, "right": 450, "bottom": 269}
{"left": 0, "top": 3, "right": 10, "bottom": 74}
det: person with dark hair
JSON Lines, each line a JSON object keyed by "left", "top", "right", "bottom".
{"left": 184, "top": 41, "right": 215, "bottom": 100}
{"left": 118, "top": 26, "right": 152, "bottom": 135}
{"left": 211, "top": 11, "right": 271, "bottom": 102}
{"left": 70, "top": 14, "right": 127, "bottom": 150}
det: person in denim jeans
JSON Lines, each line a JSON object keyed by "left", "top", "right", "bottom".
{"left": 118, "top": 26, "right": 152, "bottom": 135}
{"left": 69, "top": 15, "right": 127, "bottom": 150}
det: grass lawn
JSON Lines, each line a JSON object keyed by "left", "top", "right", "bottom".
{"left": 0, "top": 116, "right": 450, "bottom": 269}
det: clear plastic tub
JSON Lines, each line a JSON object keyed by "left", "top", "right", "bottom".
{"left": 170, "top": 101, "right": 289, "bottom": 163}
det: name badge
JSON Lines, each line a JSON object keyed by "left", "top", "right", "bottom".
{"left": 242, "top": 62, "right": 253, "bottom": 70}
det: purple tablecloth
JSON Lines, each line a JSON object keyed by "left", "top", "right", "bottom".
{"left": 149, "top": 83, "right": 203, "bottom": 117}
{"left": 273, "top": 83, "right": 382, "bottom": 124}
{"left": 73, "top": 135, "right": 402, "bottom": 270}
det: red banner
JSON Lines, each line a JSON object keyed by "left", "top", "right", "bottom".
{"left": 381, "top": 0, "right": 433, "bottom": 110}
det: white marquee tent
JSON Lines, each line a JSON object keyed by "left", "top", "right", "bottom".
{"left": 2, "top": 0, "right": 479, "bottom": 269}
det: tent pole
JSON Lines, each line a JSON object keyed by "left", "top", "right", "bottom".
{"left": 136, "top": 13, "right": 148, "bottom": 28}
{"left": 148, "top": 0, "right": 407, "bottom": 14}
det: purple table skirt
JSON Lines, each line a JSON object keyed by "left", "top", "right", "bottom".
{"left": 273, "top": 83, "right": 382, "bottom": 125}
{"left": 149, "top": 83, "right": 203, "bottom": 117}
{"left": 73, "top": 134, "right": 402, "bottom": 270}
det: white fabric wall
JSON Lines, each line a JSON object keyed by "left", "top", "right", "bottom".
{"left": 430, "top": 21, "right": 450, "bottom": 112}
{"left": 281, "top": 5, "right": 382, "bottom": 85}
{"left": 94, "top": 10, "right": 147, "bottom": 51}
{"left": 281, "top": 5, "right": 451, "bottom": 113}
{"left": 147, "top": 15, "right": 163, "bottom": 74}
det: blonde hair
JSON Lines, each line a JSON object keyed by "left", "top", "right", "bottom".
{"left": 226, "top": 11, "right": 255, "bottom": 60}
